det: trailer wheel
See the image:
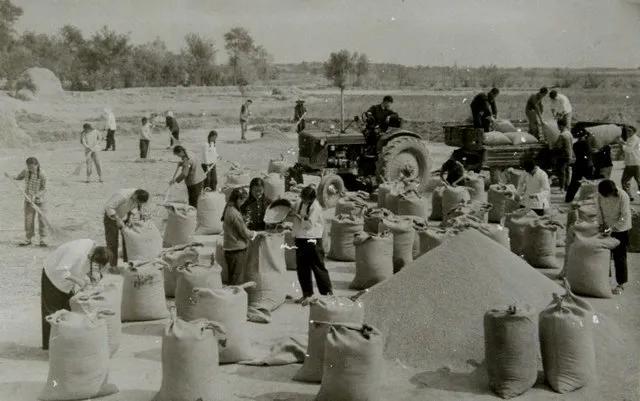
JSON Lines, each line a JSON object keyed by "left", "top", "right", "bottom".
{"left": 377, "top": 136, "right": 431, "bottom": 189}
{"left": 317, "top": 174, "right": 345, "bottom": 208}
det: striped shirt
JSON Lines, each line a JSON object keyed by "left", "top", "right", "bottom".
{"left": 16, "top": 168, "right": 46, "bottom": 199}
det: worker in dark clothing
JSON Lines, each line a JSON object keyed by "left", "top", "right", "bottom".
{"left": 565, "top": 129, "right": 594, "bottom": 203}
{"left": 364, "top": 95, "right": 396, "bottom": 152}
{"left": 293, "top": 100, "right": 307, "bottom": 134}
{"left": 470, "top": 88, "right": 499, "bottom": 132}
{"left": 165, "top": 111, "right": 180, "bottom": 148}
{"left": 440, "top": 157, "right": 465, "bottom": 186}
{"left": 525, "top": 87, "right": 548, "bottom": 139}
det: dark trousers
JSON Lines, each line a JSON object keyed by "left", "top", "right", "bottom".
{"left": 139, "top": 139, "right": 150, "bottom": 158}
{"left": 296, "top": 119, "right": 306, "bottom": 133}
{"left": 103, "top": 213, "right": 127, "bottom": 267}
{"left": 187, "top": 181, "right": 204, "bottom": 208}
{"left": 41, "top": 269, "right": 71, "bottom": 350}
{"left": 295, "top": 238, "right": 333, "bottom": 297}
{"left": 224, "top": 248, "right": 248, "bottom": 285}
{"left": 565, "top": 164, "right": 593, "bottom": 203}
{"left": 201, "top": 164, "right": 218, "bottom": 191}
{"left": 556, "top": 157, "right": 571, "bottom": 191}
{"left": 472, "top": 112, "right": 491, "bottom": 132}
{"left": 104, "top": 129, "right": 116, "bottom": 150}
{"left": 170, "top": 130, "right": 179, "bottom": 146}
{"left": 611, "top": 231, "right": 629, "bottom": 286}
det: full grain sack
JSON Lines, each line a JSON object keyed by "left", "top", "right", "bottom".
{"left": 585, "top": 124, "right": 622, "bottom": 150}
{"left": 335, "top": 191, "right": 368, "bottom": 216}
{"left": 463, "top": 172, "right": 486, "bottom": 202}
{"left": 505, "top": 168, "right": 522, "bottom": 188}
{"left": 377, "top": 183, "right": 392, "bottom": 208}
{"left": 504, "top": 208, "right": 538, "bottom": 256}
{"left": 397, "top": 190, "right": 429, "bottom": 218}
{"left": 576, "top": 179, "right": 598, "bottom": 201}
{"left": 263, "top": 172, "right": 285, "bottom": 200}
{"left": 294, "top": 296, "right": 365, "bottom": 383}
{"left": 121, "top": 262, "right": 169, "bottom": 322}
{"left": 69, "top": 276, "right": 123, "bottom": 357}
{"left": 316, "top": 324, "right": 384, "bottom": 401}
{"left": 566, "top": 234, "right": 619, "bottom": 298}
{"left": 488, "top": 184, "right": 518, "bottom": 223}
{"left": 382, "top": 217, "right": 415, "bottom": 273}
{"left": 189, "top": 283, "right": 255, "bottom": 363}
{"left": 351, "top": 231, "right": 394, "bottom": 290}
{"left": 39, "top": 310, "right": 118, "bottom": 401}
{"left": 328, "top": 214, "right": 364, "bottom": 261}
{"left": 175, "top": 263, "right": 223, "bottom": 321}
{"left": 163, "top": 202, "right": 197, "bottom": 248}
{"left": 268, "top": 157, "right": 289, "bottom": 175}
{"left": 430, "top": 185, "right": 445, "bottom": 221}
{"left": 539, "top": 293, "right": 596, "bottom": 393}
{"left": 542, "top": 120, "right": 561, "bottom": 145}
{"left": 484, "top": 131, "right": 512, "bottom": 145}
{"left": 195, "top": 189, "right": 225, "bottom": 234}
{"left": 225, "top": 168, "right": 251, "bottom": 187}
{"left": 121, "top": 220, "right": 163, "bottom": 262}
{"left": 415, "top": 226, "right": 456, "bottom": 255}
{"left": 563, "top": 221, "right": 600, "bottom": 269}
{"left": 442, "top": 186, "right": 471, "bottom": 218}
{"left": 154, "top": 313, "right": 226, "bottom": 401}
{"left": 523, "top": 217, "right": 562, "bottom": 269}
{"left": 161, "top": 245, "right": 200, "bottom": 298}
{"left": 484, "top": 304, "right": 538, "bottom": 399}
{"left": 476, "top": 223, "right": 510, "bottom": 249}
{"left": 363, "top": 207, "right": 393, "bottom": 234}
{"left": 493, "top": 119, "right": 517, "bottom": 133}
{"left": 444, "top": 200, "right": 492, "bottom": 225}
{"left": 245, "top": 232, "right": 289, "bottom": 322}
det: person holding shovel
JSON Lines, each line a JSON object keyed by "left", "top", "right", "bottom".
{"left": 7, "top": 157, "right": 48, "bottom": 247}
{"left": 165, "top": 111, "right": 180, "bottom": 148}
{"left": 103, "top": 188, "right": 149, "bottom": 268}
{"left": 40, "top": 239, "right": 112, "bottom": 349}
{"left": 170, "top": 145, "right": 206, "bottom": 208}
{"left": 200, "top": 130, "right": 218, "bottom": 191}
{"left": 293, "top": 99, "right": 307, "bottom": 133}
{"left": 80, "top": 123, "right": 103, "bottom": 183}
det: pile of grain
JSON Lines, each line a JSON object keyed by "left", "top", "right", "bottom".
{"left": 17, "top": 67, "right": 63, "bottom": 99}
{"left": 0, "top": 106, "right": 32, "bottom": 148}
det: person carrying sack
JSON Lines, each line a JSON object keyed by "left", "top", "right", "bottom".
{"left": 40, "top": 239, "right": 112, "bottom": 349}
{"left": 103, "top": 189, "right": 149, "bottom": 268}
{"left": 596, "top": 179, "right": 631, "bottom": 295}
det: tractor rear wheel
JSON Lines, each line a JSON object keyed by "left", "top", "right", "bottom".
{"left": 376, "top": 136, "right": 431, "bottom": 189}
{"left": 317, "top": 174, "right": 345, "bottom": 208}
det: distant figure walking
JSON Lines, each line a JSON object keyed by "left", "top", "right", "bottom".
{"left": 80, "top": 123, "right": 103, "bottom": 183}
{"left": 103, "top": 108, "right": 117, "bottom": 151}
{"left": 240, "top": 99, "right": 252, "bottom": 141}
{"left": 8, "top": 157, "right": 48, "bottom": 247}
{"left": 525, "top": 87, "right": 548, "bottom": 139}
{"left": 139, "top": 117, "right": 152, "bottom": 159}
{"left": 166, "top": 111, "right": 180, "bottom": 148}
{"left": 294, "top": 99, "right": 307, "bottom": 133}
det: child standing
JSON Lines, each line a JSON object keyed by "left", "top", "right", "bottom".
{"left": 201, "top": 130, "right": 218, "bottom": 190}
{"left": 10, "top": 157, "right": 48, "bottom": 247}
{"left": 139, "top": 117, "right": 152, "bottom": 159}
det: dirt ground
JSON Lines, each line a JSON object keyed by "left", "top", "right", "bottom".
{"left": 0, "top": 122, "right": 638, "bottom": 400}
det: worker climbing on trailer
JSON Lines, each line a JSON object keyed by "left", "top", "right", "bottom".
{"left": 470, "top": 87, "right": 500, "bottom": 132}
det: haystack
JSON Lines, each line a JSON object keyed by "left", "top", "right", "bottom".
{"left": 17, "top": 67, "right": 63, "bottom": 99}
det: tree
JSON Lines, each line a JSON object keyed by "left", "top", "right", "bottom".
{"left": 183, "top": 33, "right": 217, "bottom": 85}
{"left": 324, "top": 49, "right": 355, "bottom": 132}
{"left": 354, "top": 52, "right": 369, "bottom": 87}
{"left": 79, "top": 26, "right": 131, "bottom": 89}
{"left": 224, "top": 26, "right": 274, "bottom": 87}
{"left": 0, "top": 0, "right": 22, "bottom": 52}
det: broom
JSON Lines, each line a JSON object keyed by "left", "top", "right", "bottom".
{"left": 71, "top": 157, "right": 86, "bottom": 176}
{"left": 4, "top": 173, "right": 68, "bottom": 240}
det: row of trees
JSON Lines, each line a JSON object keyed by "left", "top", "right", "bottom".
{"left": 0, "top": 0, "right": 275, "bottom": 90}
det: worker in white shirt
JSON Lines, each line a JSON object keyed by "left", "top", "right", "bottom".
{"left": 201, "top": 130, "right": 219, "bottom": 191}
{"left": 618, "top": 126, "right": 640, "bottom": 201}
{"left": 549, "top": 90, "right": 573, "bottom": 128}
{"left": 517, "top": 158, "right": 550, "bottom": 216}
{"left": 103, "top": 107, "right": 117, "bottom": 151}
{"left": 103, "top": 188, "right": 150, "bottom": 267}
{"left": 139, "top": 117, "right": 152, "bottom": 159}
{"left": 41, "top": 239, "right": 112, "bottom": 349}
{"left": 80, "top": 123, "right": 103, "bottom": 183}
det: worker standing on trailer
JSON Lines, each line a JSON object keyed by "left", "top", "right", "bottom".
{"left": 470, "top": 88, "right": 499, "bottom": 132}
{"left": 525, "top": 87, "right": 548, "bottom": 139}
{"left": 293, "top": 99, "right": 307, "bottom": 133}
{"left": 549, "top": 90, "right": 573, "bottom": 128}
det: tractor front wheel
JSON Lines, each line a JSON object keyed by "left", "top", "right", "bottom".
{"left": 376, "top": 136, "right": 431, "bottom": 189}
{"left": 317, "top": 174, "right": 345, "bottom": 208}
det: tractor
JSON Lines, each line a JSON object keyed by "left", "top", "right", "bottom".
{"left": 292, "top": 112, "right": 431, "bottom": 207}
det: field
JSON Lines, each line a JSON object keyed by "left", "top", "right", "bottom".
{"left": 0, "top": 85, "right": 639, "bottom": 401}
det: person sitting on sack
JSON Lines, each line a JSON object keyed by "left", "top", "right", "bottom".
{"left": 596, "top": 179, "right": 631, "bottom": 295}
{"left": 171, "top": 145, "right": 206, "bottom": 208}
{"left": 517, "top": 158, "right": 550, "bottom": 216}
{"left": 241, "top": 177, "right": 272, "bottom": 231}
{"left": 291, "top": 185, "right": 333, "bottom": 303}
{"left": 41, "top": 239, "right": 112, "bottom": 349}
{"left": 103, "top": 188, "right": 149, "bottom": 269}
{"left": 222, "top": 188, "right": 259, "bottom": 285}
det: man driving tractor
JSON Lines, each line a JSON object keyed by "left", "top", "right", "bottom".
{"left": 364, "top": 95, "right": 399, "bottom": 152}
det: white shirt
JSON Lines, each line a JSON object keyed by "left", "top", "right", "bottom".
{"left": 518, "top": 167, "right": 551, "bottom": 209}
{"left": 292, "top": 200, "right": 324, "bottom": 239}
{"left": 44, "top": 239, "right": 95, "bottom": 293}
{"left": 140, "top": 122, "right": 152, "bottom": 140}
{"left": 105, "top": 112, "right": 117, "bottom": 130}
{"left": 550, "top": 93, "right": 572, "bottom": 116}
{"left": 597, "top": 191, "right": 632, "bottom": 232}
{"left": 201, "top": 142, "right": 218, "bottom": 165}
{"left": 104, "top": 188, "right": 138, "bottom": 219}
{"left": 622, "top": 134, "right": 640, "bottom": 166}
{"left": 81, "top": 129, "right": 101, "bottom": 151}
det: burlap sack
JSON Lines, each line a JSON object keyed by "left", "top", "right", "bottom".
{"left": 122, "top": 220, "right": 162, "bottom": 262}
{"left": 463, "top": 172, "right": 486, "bottom": 202}
{"left": 493, "top": 119, "right": 517, "bottom": 133}
{"left": 154, "top": 313, "right": 226, "bottom": 401}
{"left": 585, "top": 124, "right": 622, "bottom": 150}
{"left": 335, "top": 192, "right": 368, "bottom": 216}
{"left": 161, "top": 245, "right": 200, "bottom": 298}
{"left": 444, "top": 200, "right": 492, "bottom": 225}
{"left": 566, "top": 234, "right": 619, "bottom": 298}
{"left": 397, "top": 190, "right": 429, "bottom": 218}
{"left": 430, "top": 186, "right": 445, "bottom": 221}
{"left": 39, "top": 310, "right": 118, "bottom": 401}
{"left": 328, "top": 214, "right": 364, "bottom": 261}
{"left": 484, "top": 305, "right": 538, "bottom": 399}
{"left": 263, "top": 172, "right": 285, "bottom": 200}
{"left": 442, "top": 186, "right": 471, "bottom": 218}
{"left": 268, "top": 158, "right": 289, "bottom": 175}
{"left": 542, "top": 120, "right": 560, "bottom": 145}
{"left": 484, "top": 131, "right": 511, "bottom": 145}
{"left": 576, "top": 180, "right": 598, "bottom": 201}
{"left": 539, "top": 292, "right": 596, "bottom": 393}
{"left": 488, "top": 184, "right": 518, "bottom": 223}
{"left": 523, "top": 217, "right": 563, "bottom": 269}
{"left": 294, "top": 296, "right": 365, "bottom": 383}
{"left": 504, "top": 132, "right": 539, "bottom": 145}
{"left": 316, "top": 324, "right": 384, "bottom": 401}
{"left": 382, "top": 217, "right": 415, "bottom": 273}
{"left": 351, "top": 232, "right": 394, "bottom": 290}
{"left": 504, "top": 208, "right": 538, "bottom": 256}
{"left": 189, "top": 284, "right": 255, "bottom": 363}
{"left": 196, "top": 189, "right": 225, "bottom": 234}
{"left": 121, "top": 262, "right": 169, "bottom": 322}
{"left": 363, "top": 207, "right": 393, "bottom": 234}
{"left": 174, "top": 263, "right": 223, "bottom": 321}
{"left": 415, "top": 226, "right": 456, "bottom": 256}
{"left": 376, "top": 183, "right": 392, "bottom": 208}
{"left": 163, "top": 203, "right": 197, "bottom": 247}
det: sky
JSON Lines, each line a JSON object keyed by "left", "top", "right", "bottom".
{"left": 12, "top": 0, "right": 640, "bottom": 68}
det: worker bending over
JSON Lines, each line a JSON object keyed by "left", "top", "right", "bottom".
{"left": 470, "top": 88, "right": 499, "bottom": 132}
